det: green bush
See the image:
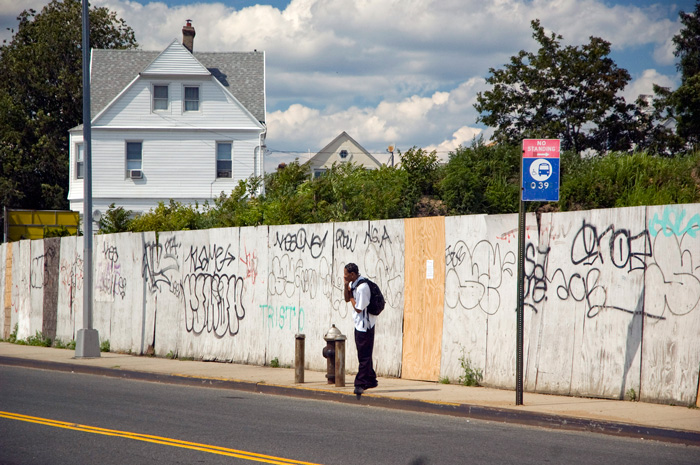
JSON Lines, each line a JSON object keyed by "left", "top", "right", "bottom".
{"left": 439, "top": 139, "right": 520, "bottom": 215}
{"left": 85, "top": 147, "right": 700, "bottom": 233}
{"left": 560, "top": 151, "right": 700, "bottom": 210}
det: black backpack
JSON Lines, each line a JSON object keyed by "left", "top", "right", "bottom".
{"left": 356, "top": 277, "right": 385, "bottom": 316}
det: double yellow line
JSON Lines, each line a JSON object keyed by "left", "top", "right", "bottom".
{"left": 0, "top": 410, "right": 323, "bottom": 465}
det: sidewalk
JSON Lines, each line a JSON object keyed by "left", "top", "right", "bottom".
{"left": 1, "top": 342, "right": 699, "bottom": 446}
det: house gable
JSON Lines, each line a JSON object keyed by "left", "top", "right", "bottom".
{"left": 87, "top": 47, "right": 265, "bottom": 124}
{"left": 140, "top": 40, "right": 211, "bottom": 77}
{"left": 91, "top": 41, "right": 263, "bottom": 130}
{"left": 309, "top": 132, "right": 381, "bottom": 174}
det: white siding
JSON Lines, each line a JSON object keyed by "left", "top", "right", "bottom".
{"left": 67, "top": 133, "right": 84, "bottom": 202}
{"left": 95, "top": 77, "right": 260, "bottom": 129}
{"left": 69, "top": 129, "right": 259, "bottom": 214}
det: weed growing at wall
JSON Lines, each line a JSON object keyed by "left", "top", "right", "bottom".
{"left": 100, "top": 340, "right": 110, "bottom": 352}
{"left": 8, "top": 324, "right": 18, "bottom": 343}
{"left": 24, "top": 331, "right": 52, "bottom": 347}
{"left": 458, "top": 349, "right": 483, "bottom": 387}
{"left": 270, "top": 357, "right": 280, "bottom": 368}
{"left": 53, "top": 338, "right": 76, "bottom": 350}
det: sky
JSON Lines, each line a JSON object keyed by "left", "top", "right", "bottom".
{"left": 0, "top": 0, "right": 696, "bottom": 170}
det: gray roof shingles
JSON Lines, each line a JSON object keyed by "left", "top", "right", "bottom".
{"left": 87, "top": 48, "right": 265, "bottom": 124}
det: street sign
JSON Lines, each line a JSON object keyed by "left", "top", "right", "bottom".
{"left": 522, "top": 139, "right": 560, "bottom": 201}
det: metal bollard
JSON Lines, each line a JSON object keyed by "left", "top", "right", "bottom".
{"left": 295, "top": 334, "right": 305, "bottom": 384}
{"left": 334, "top": 333, "right": 346, "bottom": 387}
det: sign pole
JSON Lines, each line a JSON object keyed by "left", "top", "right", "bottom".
{"left": 517, "top": 138, "right": 561, "bottom": 406}
{"left": 516, "top": 151, "right": 525, "bottom": 406}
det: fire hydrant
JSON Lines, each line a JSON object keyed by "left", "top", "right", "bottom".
{"left": 322, "top": 324, "right": 346, "bottom": 387}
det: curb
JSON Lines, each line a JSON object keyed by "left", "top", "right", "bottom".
{"left": 2, "top": 356, "right": 699, "bottom": 447}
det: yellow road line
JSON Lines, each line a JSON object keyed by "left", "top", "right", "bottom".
{"left": 0, "top": 410, "right": 323, "bottom": 465}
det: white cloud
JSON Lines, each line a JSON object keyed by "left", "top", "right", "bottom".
{"left": 424, "top": 126, "right": 485, "bottom": 162}
{"left": 623, "top": 69, "right": 679, "bottom": 103}
{"left": 0, "top": 0, "right": 687, "bottom": 169}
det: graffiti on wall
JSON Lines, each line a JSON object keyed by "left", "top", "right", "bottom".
{"left": 646, "top": 207, "right": 700, "bottom": 319}
{"left": 143, "top": 236, "right": 184, "bottom": 299}
{"left": 95, "top": 243, "right": 127, "bottom": 300}
{"left": 362, "top": 223, "right": 404, "bottom": 311}
{"left": 273, "top": 228, "right": 328, "bottom": 259}
{"left": 444, "top": 239, "right": 516, "bottom": 314}
{"left": 259, "top": 304, "right": 305, "bottom": 332}
{"left": 183, "top": 243, "right": 245, "bottom": 338}
{"left": 60, "top": 255, "right": 83, "bottom": 310}
{"left": 445, "top": 211, "right": 700, "bottom": 322}
{"left": 30, "top": 246, "right": 58, "bottom": 289}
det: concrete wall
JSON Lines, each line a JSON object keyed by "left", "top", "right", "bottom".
{"left": 2, "top": 204, "right": 699, "bottom": 405}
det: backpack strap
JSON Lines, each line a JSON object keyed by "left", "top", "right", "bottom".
{"left": 352, "top": 277, "right": 368, "bottom": 292}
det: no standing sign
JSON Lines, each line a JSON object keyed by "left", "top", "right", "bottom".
{"left": 521, "top": 139, "right": 560, "bottom": 202}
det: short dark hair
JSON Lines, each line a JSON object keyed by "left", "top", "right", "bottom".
{"left": 345, "top": 263, "right": 359, "bottom": 274}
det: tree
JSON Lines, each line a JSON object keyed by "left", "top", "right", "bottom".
{"left": 0, "top": 0, "right": 137, "bottom": 212}
{"left": 671, "top": 1, "right": 700, "bottom": 148}
{"left": 475, "top": 20, "right": 632, "bottom": 154}
{"left": 98, "top": 203, "right": 133, "bottom": 234}
{"left": 439, "top": 139, "right": 521, "bottom": 215}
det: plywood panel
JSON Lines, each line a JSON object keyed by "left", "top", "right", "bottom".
{"left": 150, "top": 230, "right": 192, "bottom": 357}
{"left": 332, "top": 220, "right": 405, "bottom": 377}
{"left": 402, "top": 216, "right": 445, "bottom": 381}
{"left": 642, "top": 203, "right": 700, "bottom": 405}
{"left": 15, "top": 241, "right": 31, "bottom": 340}
{"left": 29, "top": 240, "right": 44, "bottom": 337}
{"left": 236, "top": 225, "right": 269, "bottom": 366}
{"left": 266, "top": 223, "right": 332, "bottom": 369}
{"left": 41, "top": 237, "right": 61, "bottom": 341}
{"left": 3, "top": 244, "right": 11, "bottom": 339}
{"left": 56, "top": 236, "right": 79, "bottom": 343}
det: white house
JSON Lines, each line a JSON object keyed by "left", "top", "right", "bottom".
{"left": 307, "top": 131, "right": 382, "bottom": 178}
{"left": 68, "top": 22, "right": 266, "bottom": 217}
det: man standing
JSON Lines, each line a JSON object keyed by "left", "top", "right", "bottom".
{"left": 343, "top": 263, "right": 378, "bottom": 397}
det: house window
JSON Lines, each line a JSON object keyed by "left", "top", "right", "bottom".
{"left": 217, "top": 142, "right": 232, "bottom": 178}
{"left": 76, "top": 143, "right": 84, "bottom": 179}
{"left": 339, "top": 149, "right": 348, "bottom": 159}
{"left": 184, "top": 86, "right": 199, "bottom": 112}
{"left": 153, "top": 85, "right": 168, "bottom": 110}
{"left": 126, "top": 142, "right": 142, "bottom": 176}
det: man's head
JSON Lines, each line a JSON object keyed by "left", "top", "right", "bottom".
{"left": 344, "top": 263, "right": 359, "bottom": 282}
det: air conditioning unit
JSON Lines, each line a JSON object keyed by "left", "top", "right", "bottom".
{"left": 129, "top": 169, "right": 143, "bottom": 179}
{"left": 217, "top": 170, "right": 232, "bottom": 178}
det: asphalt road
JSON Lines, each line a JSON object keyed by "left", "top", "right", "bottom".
{"left": 0, "top": 365, "right": 698, "bottom": 465}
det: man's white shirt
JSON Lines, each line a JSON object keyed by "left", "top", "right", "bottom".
{"left": 351, "top": 276, "right": 376, "bottom": 331}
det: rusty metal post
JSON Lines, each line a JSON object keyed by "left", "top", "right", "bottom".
{"left": 334, "top": 334, "right": 346, "bottom": 387}
{"left": 295, "top": 334, "right": 305, "bottom": 384}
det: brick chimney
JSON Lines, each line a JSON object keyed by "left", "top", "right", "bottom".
{"left": 182, "top": 19, "right": 195, "bottom": 53}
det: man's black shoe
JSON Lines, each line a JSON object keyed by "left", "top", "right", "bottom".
{"left": 354, "top": 386, "right": 364, "bottom": 399}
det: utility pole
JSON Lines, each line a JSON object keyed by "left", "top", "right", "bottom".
{"left": 75, "top": 0, "right": 100, "bottom": 358}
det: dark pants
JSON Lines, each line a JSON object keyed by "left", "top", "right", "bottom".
{"left": 354, "top": 327, "right": 377, "bottom": 389}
